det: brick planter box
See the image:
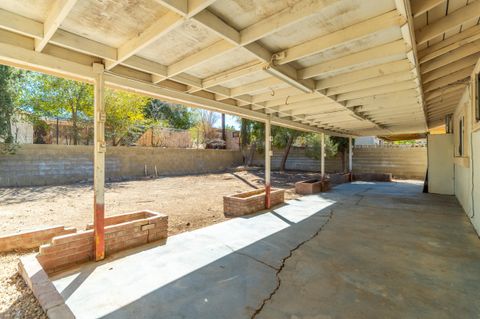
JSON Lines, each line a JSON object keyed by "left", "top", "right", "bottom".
{"left": 224, "top": 188, "right": 285, "bottom": 217}
{"left": 295, "top": 179, "right": 330, "bottom": 195}
{"left": 0, "top": 226, "right": 76, "bottom": 253}
{"left": 36, "top": 210, "right": 167, "bottom": 274}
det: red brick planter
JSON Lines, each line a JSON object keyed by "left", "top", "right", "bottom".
{"left": 37, "top": 210, "right": 167, "bottom": 274}
{"left": 224, "top": 188, "right": 285, "bottom": 217}
{"left": 0, "top": 226, "right": 76, "bottom": 253}
{"left": 295, "top": 179, "right": 331, "bottom": 195}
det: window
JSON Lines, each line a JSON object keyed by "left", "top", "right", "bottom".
{"left": 458, "top": 116, "right": 464, "bottom": 156}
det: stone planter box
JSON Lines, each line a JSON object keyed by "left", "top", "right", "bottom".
{"left": 295, "top": 179, "right": 331, "bottom": 195}
{"left": 37, "top": 210, "right": 167, "bottom": 274}
{"left": 224, "top": 188, "right": 285, "bottom": 217}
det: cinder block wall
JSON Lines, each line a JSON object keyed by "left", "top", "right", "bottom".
{"left": 352, "top": 146, "right": 427, "bottom": 179}
{"left": 0, "top": 144, "right": 243, "bottom": 187}
{"left": 253, "top": 149, "right": 344, "bottom": 172}
{"left": 253, "top": 146, "right": 427, "bottom": 179}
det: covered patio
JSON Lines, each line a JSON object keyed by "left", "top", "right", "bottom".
{"left": 43, "top": 181, "right": 480, "bottom": 318}
{"left": 1, "top": 0, "right": 480, "bottom": 317}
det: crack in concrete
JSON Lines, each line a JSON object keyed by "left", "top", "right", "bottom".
{"left": 233, "top": 251, "right": 279, "bottom": 271}
{"left": 251, "top": 209, "right": 334, "bottom": 319}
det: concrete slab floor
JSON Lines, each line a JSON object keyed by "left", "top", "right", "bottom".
{"left": 49, "top": 181, "right": 480, "bottom": 319}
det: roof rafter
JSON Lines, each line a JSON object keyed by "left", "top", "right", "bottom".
{"left": 105, "top": 11, "right": 184, "bottom": 70}
{"left": 274, "top": 10, "right": 406, "bottom": 65}
{"left": 35, "top": 0, "right": 78, "bottom": 52}
{"left": 416, "top": 1, "right": 480, "bottom": 45}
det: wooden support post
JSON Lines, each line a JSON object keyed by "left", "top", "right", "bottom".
{"left": 321, "top": 133, "right": 325, "bottom": 180}
{"left": 93, "top": 63, "right": 106, "bottom": 261}
{"left": 265, "top": 116, "right": 271, "bottom": 209}
{"left": 348, "top": 136, "right": 353, "bottom": 181}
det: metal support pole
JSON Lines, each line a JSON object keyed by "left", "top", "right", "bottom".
{"left": 320, "top": 133, "right": 325, "bottom": 180}
{"left": 348, "top": 136, "right": 353, "bottom": 178}
{"left": 93, "top": 63, "right": 106, "bottom": 261}
{"left": 265, "top": 117, "right": 271, "bottom": 209}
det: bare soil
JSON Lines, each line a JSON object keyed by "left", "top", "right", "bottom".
{"left": 0, "top": 169, "right": 320, "bottom": 318}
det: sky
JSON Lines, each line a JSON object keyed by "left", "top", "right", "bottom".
{"left": 213, "top": 113, "right": 241, "bottom": 130}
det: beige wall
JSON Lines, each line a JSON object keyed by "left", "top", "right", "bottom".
{"left": 253, "top": 149, "right": 344, "bottom": 173}
{"left": 428, "top": 134, "right": 454, "bottom": 195}
{"left": 352, "top": 146, "right": 427, "bottom": 179}
{"left": 451, "top": 61, "right": 480, "bottom": 235}
{"left": 0, "top": 144, "right": 243, "bottom": 187}
{"left": 253, "top": 146, "right": 427, "bottom": 179}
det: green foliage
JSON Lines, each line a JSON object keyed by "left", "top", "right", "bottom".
{"left": 304, "top": 134, "right": 338, "bottom": 159}
{"left": 33, "top": 119, "right": 50, "bottom": 144}
{"left": 0, "top": 65, "right": 21, "bottom": 153}
{"left": 144, "top": 100, "right": 198, "bottom": 130}
{"left": 105, "top": 88, "right": 149, "bottom": 146}
{"left": 330, "top": 136, "right": 349, "bottom": 153}
{"left": 271, "top": 127, "right": 303, "bottom": 149}
{"left": 17, "top": 72, "right": 93, "bottom": 144}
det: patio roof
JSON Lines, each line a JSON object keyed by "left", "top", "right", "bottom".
{"left": 0, "top": 1, "right": 478, "bottom": 137}
{"left": 0, "top": 0, "right": 438, "bottom": 137}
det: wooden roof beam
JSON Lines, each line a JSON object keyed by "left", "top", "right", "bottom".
{"left": 35, "top": 0, "right": 78, "bottom": 52}
{"left": 416, "top": 1, "right": 480, "bottom": 45}
{"left": 298, "top": 40, "right": 407, "bottom": 80}
{"left": 411, "top": 0, "right": 445, "bottom": 18}
{"left": 418, "top": 25, "right": 480, "bottom": 64}
{"left": 274, "top": 10, "right": 406, "bottom": 65}
{"left": 105, "top": 11, "right": 183, "bottom": 70}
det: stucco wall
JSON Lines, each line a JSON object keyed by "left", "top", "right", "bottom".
{"left": 0, "top": 144, "right": 243, "bottom": 187}
{"left": 455, "top": 131, "right": 480, "bottom": 235}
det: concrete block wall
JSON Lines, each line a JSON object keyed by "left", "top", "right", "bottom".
{"left": 253, "top": 149, "right": 344, "bottom": 172}
{"left": 253, "top": 146, "right": 427, "bottom": 179}
{"left": 353, "top": 146, "right": 427, "bottom": 179}
{"left": 0, "top": 144, "right": 243, "bottom": 187}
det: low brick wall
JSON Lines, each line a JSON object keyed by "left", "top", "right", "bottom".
{"left": 37, "top": 210, "right": 167, "bottom": 273}
{"left": 0, "top": 226, "right": 76, "bottom": 253}
{"left": 295, "top": 179, "right": 331, "bottom": 195}
{"left": 224, "top": 188, "right": 285, "bottom": 217}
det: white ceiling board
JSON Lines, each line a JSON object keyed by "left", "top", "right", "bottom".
{"left": 259, "top": 0, "right": 396, "bottom": 52}
{"left": 61, "top": 0, "right": 169, "bottom": 48}
{"left": 136, "top": 20, "right": 221, "bottom": 66}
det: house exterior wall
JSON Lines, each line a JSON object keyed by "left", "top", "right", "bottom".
{"left": 0, "top": 144, "right": 243, "bottom": 187}
{"left": 450, "top": 59, "right": 480, "bottom": 235}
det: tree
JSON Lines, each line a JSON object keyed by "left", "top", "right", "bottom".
{"left": 18, "top": 72, "right": 93, "bottom": 145}
{"left": 198, "top": 110, "right": 219, "bottom": 141}
{"left": 105, "top": 89, "right": 149, "bottom": 146}
{"left": 0, "top": 65, "right": 15, "bottom": 153}
{"left": 304, "top": 134, "right": 338, "bottom": 159}
{"left": 330, "top": 136, "right": 349, "bottom": 172}
{"left": 144, "top": 100, "right": 198, "bottom": 129}
{"left": 272, "top": 127, "right": 309, "bottom": 171}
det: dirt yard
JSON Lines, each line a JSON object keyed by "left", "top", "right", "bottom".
{"left": 0, "top": 169, "right": 320, "bottom": 318}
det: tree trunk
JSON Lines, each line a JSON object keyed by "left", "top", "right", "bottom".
{"left": 247, "top": 141, "right": 257, "bottom": 166}
{"left": 71, "top": 106, "right": 78, "bottom": 145}
{"left": 341, "top": 150, "right": 346, "bottom": 173}
{"left": 280, "top": 135, "right": 294, "bottom": 172}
